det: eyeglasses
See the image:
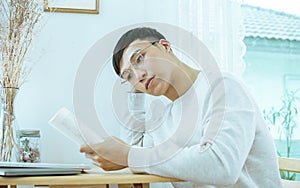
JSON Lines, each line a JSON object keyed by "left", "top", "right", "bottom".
{"left": 120, "top": 41, "right": 158, "bottom": 85}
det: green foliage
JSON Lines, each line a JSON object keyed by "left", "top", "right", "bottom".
{"left": 280, "top": 170, "right": 297, "bottom": 181}
{"left": 263, "top": 89, "right": 300, "bottom": 180}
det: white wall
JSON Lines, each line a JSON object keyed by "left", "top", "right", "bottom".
{"left": 16, "top": 0, "right": 181, "bottom": 165}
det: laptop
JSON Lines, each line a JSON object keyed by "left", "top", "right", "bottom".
{"left": 0, "top": 162, "right": 92, "bottom": 176}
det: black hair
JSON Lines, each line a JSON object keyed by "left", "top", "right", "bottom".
{"left": 112, "top": 27, "right": 166, "bottom": 76}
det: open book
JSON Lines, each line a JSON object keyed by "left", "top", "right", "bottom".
{"left": 48, "top": 107, "right": 103, "bottom": 145}
{"left": 48, "top": 107, "right": 86, "bottom": 145}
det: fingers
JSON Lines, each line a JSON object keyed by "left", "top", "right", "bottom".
{"left": 87, "top": 155, "right": 109, "bottom": 170}
{"left": 80, "top": 139, "right": 107, "bottom": 153}
{"left": 93, "top": 157, "right": 125, "bottom": 171}
{"left": 80, "top": 137, "right": 121, "bottom": 154}
{"left": 80, "top": 144, "right": 97, "bottom": 154}
{"left": 85, "top": 153, "right": 99, "bottom": 160}
{"left": 85, "top": 154, "right": 104, "bottom": 167}
{"left": 80, "top": 144, "right": 91, "bottom": 153}
{"left": 85, "top": 153, "right": 125, "bottom": 171}
{"left": 79, "top": 137, "right": 129, "bottom": 171}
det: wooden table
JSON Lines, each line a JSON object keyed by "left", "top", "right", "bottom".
{"left": 0, "top": 172, "right": 183, "bottom": 188}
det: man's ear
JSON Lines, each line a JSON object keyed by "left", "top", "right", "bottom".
{"left": 159, "top": 39, "right": 171, "bottom": 52}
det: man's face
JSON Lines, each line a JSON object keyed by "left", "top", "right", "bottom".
{"left": 119, "top": 39, "right": 174, "bottom": 96}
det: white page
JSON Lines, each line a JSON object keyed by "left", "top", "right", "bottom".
{"left": 49, "top": 107, "right": 104, "bottom": 145}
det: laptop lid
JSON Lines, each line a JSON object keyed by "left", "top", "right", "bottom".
{"left": 0, "top": 162, "right": 92, "bottom": 177}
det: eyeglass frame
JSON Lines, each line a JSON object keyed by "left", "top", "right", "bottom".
{"left": 119, "top": 40, "right": 159, "bottom": 85}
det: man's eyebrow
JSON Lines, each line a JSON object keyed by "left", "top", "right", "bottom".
{"left": 129, "top": 49, "right": 142, "bottom": 63}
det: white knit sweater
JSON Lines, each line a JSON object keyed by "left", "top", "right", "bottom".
{"left": 120, "top": 72, "right": 282, "bottom": 188}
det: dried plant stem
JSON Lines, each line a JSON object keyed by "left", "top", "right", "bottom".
{"left": 0, "top": 88, "right": 17, "bottom": 161}
{"left": 0, "top": 0, "right": 42, "bottom": 161}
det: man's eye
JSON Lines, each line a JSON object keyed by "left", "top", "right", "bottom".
{"left": 127, "top": 72, "right": 132, "bottom": 81}
{"left": 135, "top": 54, "right": 143, "bottom": 64}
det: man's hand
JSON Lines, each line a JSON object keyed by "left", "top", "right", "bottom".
{"left": 80, "top": 136, "right": 131, "bottom": 171}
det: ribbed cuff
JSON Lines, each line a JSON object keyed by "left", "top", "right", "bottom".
{"left": 128, "top": 145, "right": 150, "bottom": 173}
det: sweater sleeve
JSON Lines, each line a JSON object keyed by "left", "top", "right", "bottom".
{"left": 128, "top": 75, "right": 257, "bottom": 186}
{"left": 119, "top": 93, "right": 146, "bottom": 146}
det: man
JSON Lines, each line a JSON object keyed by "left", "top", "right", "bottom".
{"left": 80, "top": 27, "right": 282, "bottom": 188}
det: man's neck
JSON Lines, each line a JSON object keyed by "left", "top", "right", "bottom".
{"left": 165, "top": 62, "right": 200, "bottom": 101}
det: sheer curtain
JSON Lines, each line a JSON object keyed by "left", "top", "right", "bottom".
{"left": 178, "top": 0, "right": 246, "bottom": 76}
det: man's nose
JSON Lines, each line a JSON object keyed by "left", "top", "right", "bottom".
{"left": 133, "top": 69, "right": 147, "bottom": 82}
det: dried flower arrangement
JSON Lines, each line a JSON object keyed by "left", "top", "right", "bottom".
{"left": 0, "top": 0, "right": 42, "bottom": 161}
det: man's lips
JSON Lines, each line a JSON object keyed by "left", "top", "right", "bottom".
{"left": 146, "top": 76, "right": 155, "bottom": 90}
